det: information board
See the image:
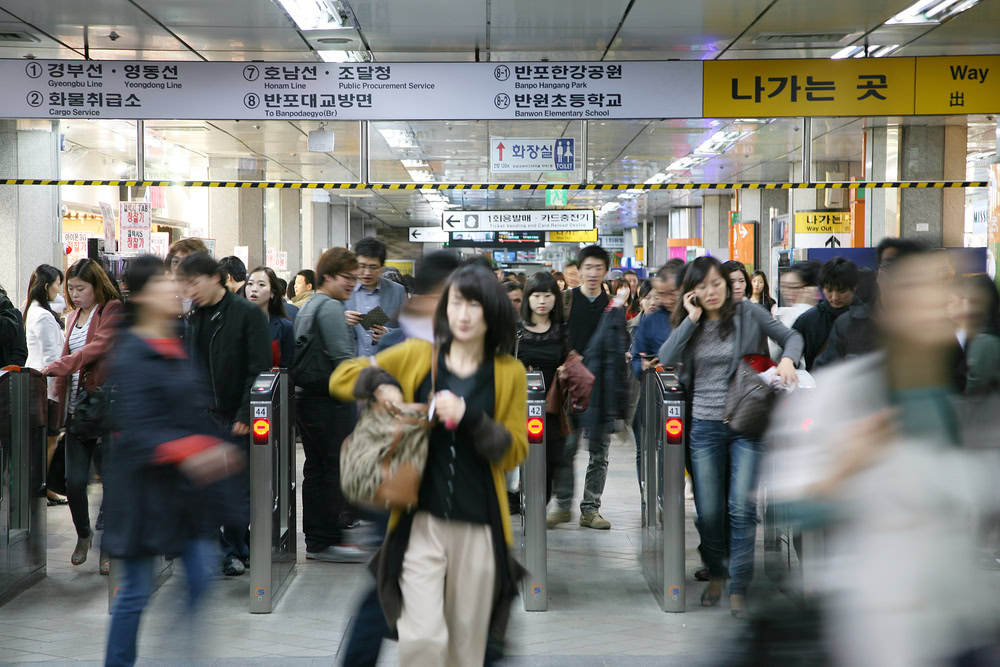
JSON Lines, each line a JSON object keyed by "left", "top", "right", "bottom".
{"left": 5, "top": 60, "right": 702, "bottom": 121}
{"left": 442, "top": 209, "right": 594, "bottom": 232}
{"left": 548, "top": 229, "right": 598, "bottom": 243}
{"left": 118, "top": 201, "right": 151, "bottom": 257}
{"left": 914, "top": 56, "right": 1000, "bottom": 115}
{"left": 794, "top": 211, "right": 852, "bottom": 249}
{"left": 490, "top": 138, "right": 574, "bottom": 172}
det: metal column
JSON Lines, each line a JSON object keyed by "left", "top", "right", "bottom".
{"left": 640, "top": 369, "right": 687, "bottom": 613}
{"left": 520, "top": 371, "right": 547, "bottom": 611}
{"left": 249, "top": 370, "right": 297, "bottom": 613}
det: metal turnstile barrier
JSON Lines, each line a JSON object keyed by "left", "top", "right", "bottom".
{"left": 520, "top": 371, "right": 547, "bottom": 611}
{"left": 0, "top": 367, "right": 47, "bottom": 605}
{"left": 248, "top": 370, "right": 296, "bottom": 613}
{"left": 762, "top": 458, "right": 824, "bottom": 598}
{"left": 640, "top": 368, "right": 686, "bottom": 613}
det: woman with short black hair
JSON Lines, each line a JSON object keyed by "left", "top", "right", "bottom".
{"left": 330, "top": 264, "right": 528, "bottom": 665}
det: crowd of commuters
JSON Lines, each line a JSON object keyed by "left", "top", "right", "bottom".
{"left": 9, "top": 230, "right": 998, "bottom": 666}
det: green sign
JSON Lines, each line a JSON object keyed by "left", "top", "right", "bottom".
{"left": 546, "top": 189, "right": 568, "bottom": 207}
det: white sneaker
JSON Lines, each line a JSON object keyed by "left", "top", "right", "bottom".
{"left": 684, "top": 477, "right": 694, "bottom": 500}
{"left": 306, "top": 545, "right": 367, "bottom": 563}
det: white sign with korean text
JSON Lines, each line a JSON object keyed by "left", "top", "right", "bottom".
{"left": 63, "top": 232, "right": 94, "bottom": 263}
{"left": 5, "top": 60, "right": 702, "bottom": 121}
{"left": 599, "top": 235, "right": 625, "bottom": 249}
{"left": 276, "top": 251, "right": 288, "bottom": 271}
{"left": 150, "top": 232, "right": 170, "bottom": 258}
{"left": 266, "top": 247, "right": 277, "bottom": 268}
{"left": 409, "top": 226, "right": 449, "bottom": 243}
{"left": 442, "top": 210, "right": 594, "bottom": 232}
{"left": 118, "top": 201, "right": 151, "bottom": 257}
{"left": 99, "top": 201, "right": 116, "bottom": 251}
{"left": 490, "top": 137, "right": 575, "bottom": 172}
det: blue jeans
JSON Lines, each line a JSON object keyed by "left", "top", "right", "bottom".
{"left": 688, "top": 418, "right": 764, "bottom": 597}
{"left": 105, "top": 538, "right": 215, "bottom": 666}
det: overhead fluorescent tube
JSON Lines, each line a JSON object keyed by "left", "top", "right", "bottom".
{"left": 276, "top": 0, "right": 345, "bottom": 31}
{"left": 873, "top": 44, "right": 901, "bottom": 57}
{"left": 885, "top": 0, "right": 981, "bottom": 24}
{"left": 832, "top": 46, "right": 863, "bottom": 59}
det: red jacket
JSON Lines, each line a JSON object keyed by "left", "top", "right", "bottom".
{"left": 49, "top": 299, "right": 123, "bottom": 426}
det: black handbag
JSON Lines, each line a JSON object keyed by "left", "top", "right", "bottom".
{"left": 723, "top": 356, "right": 778, "bottom": 437}
{"left": 291, "top": 298, "right": 336, "bottom": 394}
{"left": 67, "top": 367, "right": 111, "bottom": 440}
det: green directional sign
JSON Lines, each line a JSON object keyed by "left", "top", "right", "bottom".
{"left": 546, "top": 189, "right": 568, "bottom": 207}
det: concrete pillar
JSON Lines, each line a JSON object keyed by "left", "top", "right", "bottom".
{"left": 278, "top": 189, "right": 301, "bottom": 276}
{"left": 894, "top": 122, "right": 967, "bottom": 247}
{"left": 650, "top": 214, "right": 670, "bottom": 268}
{"left": 702, "top": 194, "right": 732, "bottom": 257}
{"left": 208, "top": 158, "right": 265, "bottom": 266}
{"left": 0, "top": 120, "right": 62, "bottom": 304}
{"left": 865, "top": 125, "right": 901, "bottom": 245}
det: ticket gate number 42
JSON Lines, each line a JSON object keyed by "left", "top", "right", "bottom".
{"left": 528, "top": 405, "right": 543, "bottom": 417}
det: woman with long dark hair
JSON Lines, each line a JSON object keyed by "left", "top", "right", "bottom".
{"left": 245, "top": 265, "right": 294, "bottom": 368}
{"left": 517, "top": 271, "right": 569, "bottom": 502}
{"left": 659, "top": 256, "right": 803, "bottom": 618}
{"left": 954, "top": 274, "right": 1000, "bottom": 395}
{"left": 24, "top": 264, "right": 67, "bottom": 505}
{"left": 749, "top": 270, "right": 776, "bottom": 314}
{"left": 330, "top": 264, "right": 528, "bottom": 664}
{"left": 43, "top": 258, "right": 123, "bottom": 571}
{"left": 104, "top": 255, "right": 241, "bottom": 666}
{"left": 722, "top": 260, "right": 751, "bottom": 305}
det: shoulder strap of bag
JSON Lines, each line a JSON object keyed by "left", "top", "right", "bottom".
{"left": 431, "top": 343, "right": 439, "bottom": 395}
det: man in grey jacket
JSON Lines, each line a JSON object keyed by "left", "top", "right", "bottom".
{"left": 345, "top": 237, "right": 407, "bottom": 358}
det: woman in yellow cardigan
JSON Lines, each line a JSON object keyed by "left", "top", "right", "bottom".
{"left": 330, "top": 264, "right": 528, "bottom": 666}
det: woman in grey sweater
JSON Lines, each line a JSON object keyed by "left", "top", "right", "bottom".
{"left": 658, "top": 256, "right": 803, "bottom": 618}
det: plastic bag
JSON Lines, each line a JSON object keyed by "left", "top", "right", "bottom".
{"left": 759, "top": 367, "right": 817, "bottom": 392}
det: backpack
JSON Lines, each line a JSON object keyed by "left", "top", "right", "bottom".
{"left": 290, "top": 298, "right": 336, "bottom": 394}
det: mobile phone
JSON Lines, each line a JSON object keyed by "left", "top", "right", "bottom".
{"left": 690, "top": 296, "right": 700, "bottom": 308}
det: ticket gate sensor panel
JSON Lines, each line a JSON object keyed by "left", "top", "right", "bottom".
{"left": 249, "top": 370, "right": 297, "bottom": 613}
{"left": 520, "top": 371, "right": 547, "bottom": 612}
{"left": 0, "top": 368, "right": 47, "bottom": 605}
{"left": 640, "top": 369, "right": 686, "bottom": 613}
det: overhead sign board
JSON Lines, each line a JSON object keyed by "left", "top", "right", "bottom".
{"left": 914, "top": 56, "right": 1000, "bottom": 115}
{"left": 118, "top": 201, "right": 151, "bottom": 257}
{"left": 546, "top": 189, "right": 568, "bottom": 206}
{"left": 599, "top": 235, "right": 625, "bottom": 249}
{"left": 409, "top": 226, "right": 449, "bottom": 243}
{"left": 548, "top": 229, "right": 598, "bottom": 243}
{"left": 448, "top": 230, "right": 545, "bottom": 248}
{"left": 704, "top": 58, "right": 916, "bottom": 117}
{"left": 6, "top": 60, "right": 701, "bottom": 121}
{"left": 794, "top": 211, "right": 852, "bottom": 249}
{"left": 490, "top": 137, "right": 574, "bottom": 172}
{"left": 442, "top": 210, "right": 594, "bottom": 232}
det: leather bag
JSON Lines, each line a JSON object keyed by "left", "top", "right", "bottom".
{"left": 340, "top": 347, "right": 438, "bottom": 511}
{"left": 723, "top": 355, "right": 778, "bottom": 437}
{"left": 68, "top": 366, "right": 111, "bottom": 440}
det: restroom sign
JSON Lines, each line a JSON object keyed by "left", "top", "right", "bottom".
{"left": 491, "top": 138, "right": 575, "bottom": 172}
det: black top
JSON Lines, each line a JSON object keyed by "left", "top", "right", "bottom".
{"left": 415, "top": 354, "right": 496, "bottom": 525}
{"left": 567, "top": 287, "right": 609, "bottom": 357}
{"left": 195, "top": 297, "right": 223, "bottom": 372}
{"left": 793, "top": 299, "right": 852, "bottom": 370}
{"left": 517, "top": 321, "right": 569, "bottom": 399}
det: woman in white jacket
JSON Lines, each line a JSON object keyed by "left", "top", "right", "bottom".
{"left": 23, "top": 264, "right": 66, "bottom": 505}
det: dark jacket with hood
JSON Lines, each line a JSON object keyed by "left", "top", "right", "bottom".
{"left": 793, "top": 297, "right": 856, "bottom": 370}
{"left": 103, "top": 333, "right": 229, "bottom": 558}
{"left": 0, "top": 290, "right": 27, "bottom": 368}
{"left": 814, "top": 301, "right": 879, "bottom": 370}
{"left": 185, "top": 290, "right": 271, "bottom": 425}
{"left": 580, "top": 303, "right": 630, "bottom": 432}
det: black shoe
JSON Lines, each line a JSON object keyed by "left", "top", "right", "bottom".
{"left": 695, "top": 566, "right": 711, "bottom": 582}
{"left": 222, "top": 557, "right": 245, "bottom": 576}
{"left": 339, "top": 519, "right": 362, "bottom": 531}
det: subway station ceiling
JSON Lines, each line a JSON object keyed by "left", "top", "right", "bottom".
{"left": 1, "top": 0, "right": 997, "bottom": 228}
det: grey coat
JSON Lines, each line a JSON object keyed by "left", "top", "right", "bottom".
{"left": 658, "top": 300, "right": 804, "bottom": 392}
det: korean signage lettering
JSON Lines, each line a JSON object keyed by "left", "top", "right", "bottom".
{"left": 118, "top": 201, "right": 151, "bottom": 257}
{"left": 599, "top": 235, "right": 625, "bottom": 249}
{"left": 5, "top": 59, "right": 700, "bottom": 121}
{"left": 794, "top": 211, "right": 852, "bottom": 250}
{"left": 914, "top": 56, "right": 999, "bottom": 115}
{"left": 491, "top": 138, "right": 575, "bottom": 172}
{"left": 63, "top": 232, "right": 94, "bottom": 263}
{"left": 704, "top": 58, "right": 916, "bottom": 117}
{"left": 548, "top": 229, "right": 598, "bottom": 243}
{"left": 442, "top": 209, "right": 594, "bottom": 232}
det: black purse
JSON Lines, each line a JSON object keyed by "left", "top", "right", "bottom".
{"left": 723, "top": 356, "right": 778, "bottom": 437}
{"left": 68, "top": 367, "right": 112, "bottom": 440}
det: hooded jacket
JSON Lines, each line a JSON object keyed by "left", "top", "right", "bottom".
{"left": 793, "top": 297, "right": 856, "bottom": 370}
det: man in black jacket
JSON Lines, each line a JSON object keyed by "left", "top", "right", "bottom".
{"left": 793, "top": 257, "right": 859, "bottom": 371}
{"left": 0, "top": 287, "right": 27, "bottom": 367}
{"left": 177, "top": 253, "right": 271, "bottom": 576}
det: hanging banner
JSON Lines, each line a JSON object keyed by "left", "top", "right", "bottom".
{"left": 118, "top": 201, "right": 151, "bottom": 257}
{"left": 7, "top": 60, "right": 702, "bottom": 121}
{"left": 704, "top": 58, "right": 916, "bottom": 117}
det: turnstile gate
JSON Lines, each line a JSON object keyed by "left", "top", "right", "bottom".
{"left": 0, "top": 367, "right": 47, "bottom": 604}
{"left": 520, "top": 371, "right": 547, "bottom": 611}
{"left": 640, "top": 369, "right": 686, "bottom": 613}
{"left": 248, "top": 370, "right": 296, "bottom": 613}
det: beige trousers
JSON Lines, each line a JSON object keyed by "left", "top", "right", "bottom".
{"left": 397, "top": 511, "right": 496, "bottom": 667}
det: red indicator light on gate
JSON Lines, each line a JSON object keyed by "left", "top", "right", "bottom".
{"left": 527, "top": 417, "right": 544, "bottom": 444}
{"left": 252, "top": 418, "right": 270, "bottom": 444}
{"left": 665, "top": 418, "right": 683, "bottom": 444}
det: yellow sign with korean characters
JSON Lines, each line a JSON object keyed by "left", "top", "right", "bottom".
{"left": 794, "top": 211, "right": 851, "bottom": 234}
{"left": 704, "top": 58, "right": 916, "bottom": 118}
{"left": 915, "top": 56, "right": 1000, "bottom": 115}
{"left": 549, "top": 229, "right": 598, "bottom": 243}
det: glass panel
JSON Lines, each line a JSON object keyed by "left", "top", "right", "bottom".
{"left": 60, "top": 119, "right": 139, "bottom": 180}
{"left": 810, "top": 118, "right": 864, "bottom": 182}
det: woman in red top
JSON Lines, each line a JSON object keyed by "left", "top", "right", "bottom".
{"left": 44, "top": 258, "right": 123, "bottom": 571}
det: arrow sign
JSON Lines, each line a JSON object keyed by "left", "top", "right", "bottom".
{"left": 738, "top": 225, "right": 748, "bottom": 239}
{"left": 496, "top": 142, "right": 505, "bottom": 161}
{"left": 444, "top": 215, "right": 460, "bottom": 229}
{"left": 409, "top": 226, "right": 448, "bottom": 243}
{"left": 825, "top": 235, "right": 841, "bottom": 248}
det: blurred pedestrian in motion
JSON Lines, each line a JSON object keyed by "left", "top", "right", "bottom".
{"left": 722, "top": 261, "right": 751, "bottom": 305}
{"left": 43, "top": 258, "right": 123, "bottom": 573}
{"left": 766, "top": 245, "right": 1000, "bottom": 666}
{"left": 749, "top": 270, "right": 776, "bottom": 315}
{"left": 626, "top": 279, "right": 657, "bottom": 473}
{"left": 294, "top": 248, "right": 367, "bottom": 563}
{"left": 23, "top": 264, "right": 67, "bottom": 505}
{"left": 176, "top": 253, "right": 271, "bottom": 576}
{"left": 952, "top": 274, "right": 1000, "bottom": 395}
{"left": 562, "top": 261, "right": 580, "bottom": 289}
{"left": 330, "top": 264, "right": 528, "bottom": 666}
{"left": 103, "top": 255, "right": 243, "bottom": 667}
{"left": 245, "top": 266, "right": 295, "bottom": 368}
{"left": 659, "top": 256, "right": 802, "bottom": 618}
{"left": 517, "top": 271, "right": 569, "bottom": 503}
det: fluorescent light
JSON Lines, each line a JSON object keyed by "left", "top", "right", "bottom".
{"left": 873, "top": 44, "right": 901, "bottom": 57}
{"left": 379, "top": 128, "right": 417, "bottom": 149}
{"left": 319, "top": 50, "right": 353, "bottom": 62}
{"left": 276, "top": 0, "right": 345, "bottom": 31}
{"left": 401, "top": 159, "right": 429, "bottom": 169}
{"left": 832, "top": 46, "right": 862, "bottom": 59}
{"left": 885, "top": 0, "right": 981, "bottom": 24}
{"left": 644, "top": 172, "right": 670, "bottom": 184}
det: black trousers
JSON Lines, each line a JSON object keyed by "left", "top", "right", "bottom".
{"left": 296, "top": 395, "right": 356, "bottom": 552}
{"left": 65, "top": 428, "right": 101, "bottom": 539}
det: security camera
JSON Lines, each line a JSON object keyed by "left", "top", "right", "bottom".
{"left": 108, "top": 31, "right": 121, "bottom": 42}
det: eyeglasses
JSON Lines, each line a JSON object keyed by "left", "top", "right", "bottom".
{"left": 357, "top": 263, "right": 381, "bottom": 273}
{"left": 338, "top": 273, "right": 359, "bottom": 283}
